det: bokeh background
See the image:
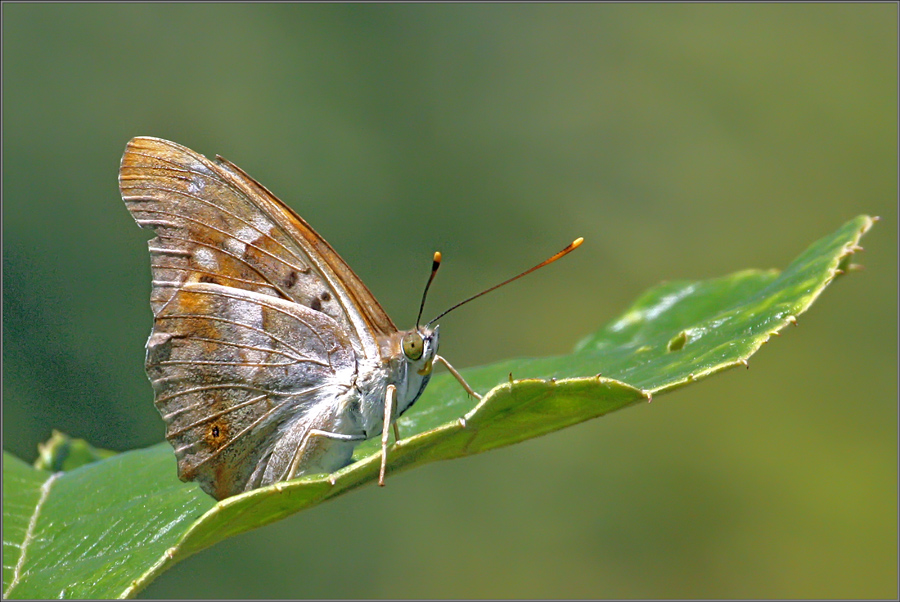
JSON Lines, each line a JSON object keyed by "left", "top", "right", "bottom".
{"left": 3, "top": 4, "right": 896, "bottom": 599}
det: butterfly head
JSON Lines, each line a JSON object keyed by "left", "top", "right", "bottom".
{"left": 401, "top": 325, "right": 439, "bottom": 377}
{"left": 394, "top": 325, "right": 440, "bottom": 416}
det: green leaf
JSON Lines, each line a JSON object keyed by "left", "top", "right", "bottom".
{"left": 2, "top": 447, "right": 213, "bottom": 599}
{"left": 1, "top": 215, "right": 874, "bottom": 599}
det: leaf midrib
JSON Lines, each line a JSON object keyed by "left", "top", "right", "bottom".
{"left": 4, "top": 471, "right": 60, "bottom": 598}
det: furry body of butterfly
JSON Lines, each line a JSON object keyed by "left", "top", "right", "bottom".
{"left": 120, "top": 137, "right": 440, "bottom": 500}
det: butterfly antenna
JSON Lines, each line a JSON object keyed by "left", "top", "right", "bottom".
{"left": 426, "top": 237, "right": 583, "bottom": 327}
{"left": 416, "top": 252, "right": 443, "bottom": 329}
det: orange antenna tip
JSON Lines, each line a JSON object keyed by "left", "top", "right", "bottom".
{"left": 433, "top": 251, "right": 442, "bottom": 262}
{"left": 426, "top": 236, "right": 583, "bottom": 326}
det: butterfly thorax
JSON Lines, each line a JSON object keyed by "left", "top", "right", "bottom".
{"left": 354, "top": 326, "right": 439, "bottom": 438}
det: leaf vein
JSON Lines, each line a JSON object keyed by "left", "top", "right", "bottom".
{"left": 4, "top": 472, "right": 60, "bottom": 597}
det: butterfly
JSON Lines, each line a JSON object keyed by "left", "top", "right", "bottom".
{"left": 120, "top": 137, "right": 581, "bottom": 500}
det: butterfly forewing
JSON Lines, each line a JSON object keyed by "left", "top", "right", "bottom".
{"left": 119, "top": 137, "right": 395, "bottom": 357}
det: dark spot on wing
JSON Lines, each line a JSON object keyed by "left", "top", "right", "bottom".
{"left": 320, "top": 291, "right": 331, "bottom": 301}
{"left": 310, "top": 297, "right": 322, "bottom": 312}
{"left": 285, "top": 270, "right": 298, "bottom": 288}
{"left": 204, "top": 419, "right": 229, "bottom": 449}
{"left": 199, "top": 275, "right": 218, "bottom": 284}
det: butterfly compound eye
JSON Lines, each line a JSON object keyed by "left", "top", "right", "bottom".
{"left": 402, "top": 331, "right": 424, "bottom": 360}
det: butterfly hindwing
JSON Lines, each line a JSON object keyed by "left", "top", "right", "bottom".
{"left": 146, "top": 281, "right": 356, "bottom": 499}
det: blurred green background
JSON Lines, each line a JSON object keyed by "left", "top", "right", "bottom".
{"left": 3, "top": 4, "right": 896, "bottom": 599}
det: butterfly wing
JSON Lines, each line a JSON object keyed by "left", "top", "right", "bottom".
{"left": 119, "top": 137, "right": 396, "bottom": 498}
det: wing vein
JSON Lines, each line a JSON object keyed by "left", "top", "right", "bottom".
{"left": 151, "top": 233, "right": 291, "bottom": 300}
{"left": 175, "top": 336, "right": 310, "bottom": 363}
{"left": 124, "top": 146, "right": 254, "bottom": 198}
{"left": 123, "top": 184, "right": 309, "bottom": 276}
{"left": 167, "top": 394, "right": 269, "bottom": 437}
{"left": 149, "top": 263, "right": 276, "bottom": 288}
{"left": 156, "top": 312, "right": 328, "bottom": 360}
{"left": 132, "top": 205, "right": 310, "bottom": 278}
{"left": 157, "top": 384, "right": 289, "bottom": 417}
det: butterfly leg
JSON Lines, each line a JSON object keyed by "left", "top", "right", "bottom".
{"left": 379, "top": 384, "right": 397, "bottom": 487}
{"left": 284, "top": 428, "right": 367, "bottom": 483}
{"left": 435, "top": 355, "right": 482, "bottom": 400}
